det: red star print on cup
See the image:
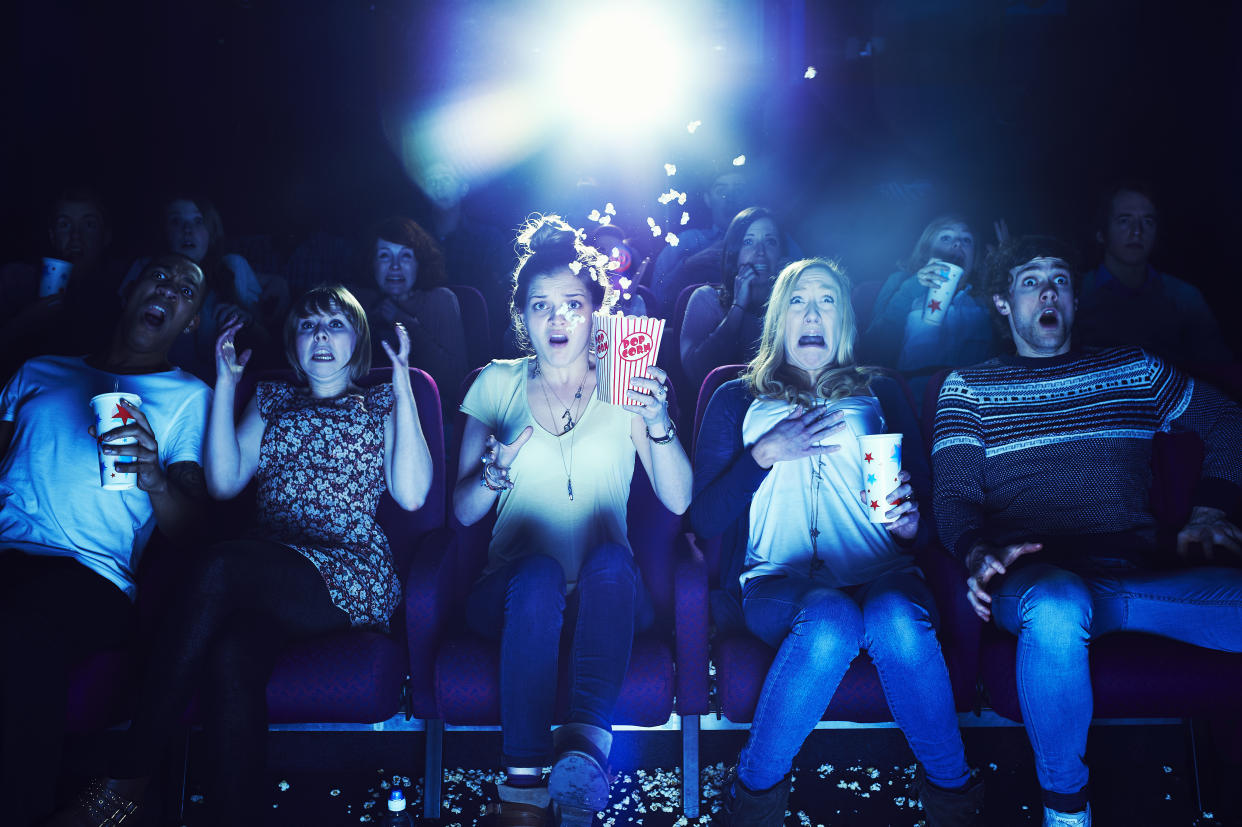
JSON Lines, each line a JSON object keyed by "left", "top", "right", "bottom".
{"left": 928, "top": 299, "right": 942, "bottom": 312}
{"left": 112, "top": 404, "right": 136, "bottom": 426}
{"left": 870, "top": 500, "right": 880, "bottom": 510}
{"left": 864, "top": 452, "right": 873, "bottom": 463}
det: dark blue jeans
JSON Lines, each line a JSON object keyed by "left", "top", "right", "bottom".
{"left": 466, "top": 544, "right": 654, "bottom": 767}
{"left": 738, "top": 570, "right": 969, "bottom": 792}
{"left": 991, "top": 558, "right": 1242, "bottom": 812}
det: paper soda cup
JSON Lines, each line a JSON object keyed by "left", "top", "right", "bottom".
{"left": 859, "top": 432, "right": 902, "bottom": 524}
{"left": 90, "top": 392, "right": 142, "bottom": 490}
{"left": 593, "top": 311, "right": 666, "bottom": 406}
{"left": 921, "top": 259, "right": 964, "bottom": 325}
{"left": 39, "top": 257, "right": 73, "bottom": 298}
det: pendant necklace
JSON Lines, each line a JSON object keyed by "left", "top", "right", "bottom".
{"left": 537, "top": 365, "right": 588, "bottom": 500}
{"left": 809, "top": 452, "right": 825, "bottom": 574}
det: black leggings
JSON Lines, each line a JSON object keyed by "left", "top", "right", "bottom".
{"left": 116, "top": 539, "right": 349, "bottom": 821}
{"left": 0, "top": 551, "right": 135, "bottom": 827}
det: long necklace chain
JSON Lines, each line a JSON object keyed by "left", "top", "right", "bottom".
{"left": 535, "top": 362, "right": 587, "bottom": 500}
{"left": 809, "top": 453, "right": 825, "bottom": 574}
{"left": 537, "top": 362, "right": 587, "bottom": 434}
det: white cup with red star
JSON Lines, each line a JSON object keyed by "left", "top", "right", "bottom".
{"left": 859, "top": 432, "right": 903, "bottom": 524}
{"left": 921, "top": 259, "right": 964, "bottom": 326}
{"left": 90, "top": 392, "right": 143, "bottom": 490}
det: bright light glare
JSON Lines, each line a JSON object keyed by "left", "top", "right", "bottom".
{"left": 552, "top": 5, "right": 692, "bottom": 133}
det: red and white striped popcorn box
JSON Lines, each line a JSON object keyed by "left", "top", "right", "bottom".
{"left": 592, "top": 311, "right": 666, "bottom": 406}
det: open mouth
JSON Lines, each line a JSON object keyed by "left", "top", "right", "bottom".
{"left": 311, "top": 348, "right": 335, "bottom": 362}
{"left": 1038, "top": 308, "right": 1059, "bottom": 328}
{"left": 548, "top": 333, "right": 569, "bottom": 346}
{"left": 142, "top": 303, "right": 168, "bottom": 328}
{"left": 798, "top": 334, "right": 826, "bottom": 347}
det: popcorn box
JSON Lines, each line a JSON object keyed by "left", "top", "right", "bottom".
{"left": 593, "top": 311, "right": 666, "bottom": 406}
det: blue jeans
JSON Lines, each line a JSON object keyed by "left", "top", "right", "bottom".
{"left": 466, "top": 544, "right": 654, "bottom": 767}
{"left": 738, "top": 571, "right": 969, "bottom": 792}
{"left": 991, "top": 558, "right": 1242, "bottom": 812}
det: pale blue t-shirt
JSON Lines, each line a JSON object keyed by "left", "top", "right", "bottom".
{"left": 0, "top": 356, "right": 211, "bottom": 598}
{"left": 740, "top": 394, "right": 915, "bottom": 588}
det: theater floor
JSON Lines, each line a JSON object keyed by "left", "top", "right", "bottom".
{"left": 63, "top": 720, "right": 1234, "bottom": 825}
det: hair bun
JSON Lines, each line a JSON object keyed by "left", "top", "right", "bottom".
{"left": 518, "top": 214, "right": 579, "bottom": 258}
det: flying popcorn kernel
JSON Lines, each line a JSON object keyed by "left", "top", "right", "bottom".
{"left": 687, "top": 120, "right": 702, "bottom": 133}
{"left": 588, "top": 209, "right": 601, "bottom": 222}
{"left": 599, "top": 215, "right": 611, "bottom": 226}
{"left": 804, "top": 66, "right": 817, "bottom": 78}
{"left": 568, "top": 261, "right": 583, "bottom": 274}
{"left": 650, "top": 225, "right": 662, "bottom": 237}
{"left": 605, "top": 202, "right": 616, "bottom": 215}
{"left": 646, "top": 216, "right": 656, "bottom": 227}
{"left": 664, "top": 232, "right": 679, "bottom": 246}
{"left": 733, "top": 155, "right": 746, "bottom": 166}
{"left": 680, "top": 211, "right": 690, "bottom": 225}
{"left": 664, "top": 163, "right": 677, "bottom": 176}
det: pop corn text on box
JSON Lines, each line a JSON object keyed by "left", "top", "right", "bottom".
{"left": 593, "top": 311, "right": 666, "bottom": 406}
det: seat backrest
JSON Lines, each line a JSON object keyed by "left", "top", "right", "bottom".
{"left": 445, "top": 283, "right": 494, "bottom": 373}
{"left": 671, "top": 282, "right": 708, "bottom": 342}
{"left": 851, "top": 279, "right": 883, "bottom": 333}
{"left": 692, "top": 364, "right": 747, "bottom": 458}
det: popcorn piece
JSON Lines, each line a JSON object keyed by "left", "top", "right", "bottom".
{"left": 733, "top": 155, "right": 746, "bottom": 166}
{"left": 650, "top": 225, "right": 662, "bottom": 237}
{"left": 568, "top": 261, "right": 583, "bottom": 275}
{"left": 647, "top": 217, "right": 657, "bottom": 227}
{"left": 804, "top": 66, "right": 817, "bottom": 79}
{"left": 330, "top": 789, "right": 341, "bottom": 797}
{"left": 677, "top": 192, "right": 687, "bottom": 205}
{"left": 277, "top": 780, "right": 290, "bottom": 792}
{"left": 600, "top": 215, "right": 611, "bottom": 226}
{"left": 588, "top": 209, "right": 602, "bottom": 222}
{"left": 605, "top": 202, "right": 616, "bottom": 215}
{"left": 1162, "top": 765, "right": 1172, "bottom": 773}
{"left": 680, "top": 211, "right": 690, "bottom": 225}
{"left": 687, "top": 120, "right": 702, "bottom": 133}
{"left": 618, "top": 277, "right": 632, "bottom": 290}
{"left": 664, "top": 163, "right": 677, "bottom": 176}
{"left": 664, "top": 232, "right": 679, "bottom": 246}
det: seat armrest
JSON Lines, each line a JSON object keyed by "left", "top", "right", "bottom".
{"left": 404, "top": 526, "right": 458, "bottom": 717}
{"left": 674, "top": 536, "right": 711, "bottom": 715}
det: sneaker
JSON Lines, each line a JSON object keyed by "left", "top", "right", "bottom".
{"left": 719, "top": 766, "right": 791, "bottom": 827}
{"left": 1043, "top": 803, "right": 1092, "bottom": 826}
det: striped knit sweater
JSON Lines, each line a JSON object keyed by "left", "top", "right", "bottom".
{"left": 931, "top": 346, "right": 1242, "bottom": 562}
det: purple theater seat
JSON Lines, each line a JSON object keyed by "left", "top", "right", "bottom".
{"left": 258, "top": 366, "right": 447, "bottom": 724}
{"left": 418, "top": 367, "right": 708, "bottom": 818}
{"left": 694, "top": 365, "right": 981, "bottom": 726}
{"left": 444, "top": 283, "right": 493, "bottom": 373}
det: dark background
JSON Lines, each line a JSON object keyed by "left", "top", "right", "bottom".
{"left": 3, "top": 0, "right": 1238, "bottom": 341}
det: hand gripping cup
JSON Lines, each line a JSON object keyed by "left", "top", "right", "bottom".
{"left": 921, "top": 258, "right": 964, "bottom": 326}
{"left": 40, "top": 257, "right": 73, "bottom": 298}
{"left": 593, "top": 311, "right": 666, "bottom": 405}
{"left": 859, "top": 433, "right": 903, "bottom": 524}
{"left": 90, "top": 392, "right": 142, "bottom": 490}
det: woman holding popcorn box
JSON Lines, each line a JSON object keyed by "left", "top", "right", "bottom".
{"left": 453, "top": 214, "right": 691, "bottom": 826}
{"left": 689, "top": 258, "right": 983, "bottom": 827}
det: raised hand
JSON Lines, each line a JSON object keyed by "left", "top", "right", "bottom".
{"left": 214, "top": 314, "right": 251, "bottom": 388}
{"left": 480, "top": 426, "right": 534, "bottom": 492}
{"left": 623, "top": 365, "right": 674, "bottom": 430}
{"left": 734, "top": 264, "right": 759, "bottom": 310}
{"left": 380, "top": 322, "right": 411, "bottom": 374}
{"left": 964, "top": 541, "right": 1042, "bottom": 622}
{"left": 750, "top": 406, "right": 846, "bottom": 468}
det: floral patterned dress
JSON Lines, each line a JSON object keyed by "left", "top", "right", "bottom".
{"left": 253, "top": 381, "right": 400, "bottom": 628}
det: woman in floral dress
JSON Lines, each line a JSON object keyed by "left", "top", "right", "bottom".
{"left": 52, "top": 285, "right": 432, "bottom": 826}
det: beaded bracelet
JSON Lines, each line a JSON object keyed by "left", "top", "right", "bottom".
{"left": 480, "top": 463, "right": 514, "bottom": 492}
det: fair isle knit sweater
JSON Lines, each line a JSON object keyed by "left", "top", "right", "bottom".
{"left": 931, "top": 346, "right": 1242, "bottom": 562}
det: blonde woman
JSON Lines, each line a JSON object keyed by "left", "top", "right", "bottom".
{"left": 690, "top": 258, "right": 982, "bottom": 826}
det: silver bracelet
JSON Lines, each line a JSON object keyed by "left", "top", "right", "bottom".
{"left": 480, "top": 463, "right": 513, "bottom": 492}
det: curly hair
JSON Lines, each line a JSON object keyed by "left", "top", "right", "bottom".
{"left": 744, "top": 258, "right": 876, "bottom": 406}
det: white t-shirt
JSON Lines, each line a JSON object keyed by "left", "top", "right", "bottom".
{"left": 460, "top": 358, "right": 636, "bottom": 587}
{"left": 0, "top": 356, "right": 211, "bottom": 598}
{"left": 741, "top": 394, "right": 913, "bottom": 588}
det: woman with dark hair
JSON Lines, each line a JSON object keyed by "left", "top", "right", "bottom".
{"left": 679, "top": 206, "right": 784, "bottom": 394}
{"left": 357, "top": 216, "right": 468, "bottom": 408}
{"left": 861, "top": 215, "right": 996, "bottom": 394}
{"left": 453, "top": 214, "right": 691, "bottom": 825}
{"left": 49, "top": 285, "right": 433, "bottom": 826}
{"left": 690, "top": 258, "right": 982, "bottom": 826}
{"left": 122, "top": 195, "right": 275, "bottom": 378}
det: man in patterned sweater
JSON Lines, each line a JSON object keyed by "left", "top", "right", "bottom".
{"left": 931, "top": 236, "right": 1242, "bottom": 827}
